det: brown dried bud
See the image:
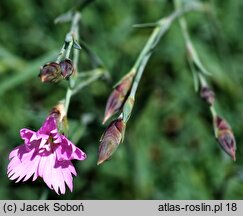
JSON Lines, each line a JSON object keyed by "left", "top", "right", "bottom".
{"left": 214, "top": 116, "right": 236, "bottom": 161}
{"left": 39, "top": 62, "right": 62, "bottom": 83}
{"left": 103, "top": 70, "right": 135, "bottom": 124}
{"left": 50, "top": 102, "right": 66, "bottom": 123}
{"left": 50, "top": 102, "right": 68, "bottom": 134}
{"left": 97, "top": 119, "right": 126, "bottom": 165}
{"left": 200, "top": 86, "right": 215, "bottom": 105}
{"left": 60, "top": 59, "right": 74, "bottom": 79}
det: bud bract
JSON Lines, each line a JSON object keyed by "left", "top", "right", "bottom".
{"left": 122, "top": 96, "right": 134, "bottom": 123}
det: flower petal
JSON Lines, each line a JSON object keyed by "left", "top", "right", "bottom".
{"left": 8, "top": 147, "right": 38, "bottom": 182}
{"left": 51, "top": 161, "right": 66, "bottom": 194}
{"left": 8, "top": 145, "right": 30, "bottom": 171}
{"left": 9, "top": 145, "right": 22, "bottom": 160}
{"left": 71, "top": 148, "right": 87, "bottom": 161}
{"left": 61, "top": 164, "right": 74, "bottom": 192}
{"left": 20, "top": 128, "right": 36, "bottom": 144}
{"left": 38, "top": 137, "right": 48, "bottom": 149}
{"left": 68, "top": 163, "right": 77, "bottom": 176}
{"left": 37, "top": 154, "right": 48, "bottom": 177}
{"left": 22, "top": 154, "right": 41, "bottom": 182}
{"left": 42, "top": 154, "right": 54, "bottom": 190}
{"left": 55, "top": 135, "right": 86, "bottom": 161}
{"left": 38, "top": 116, "right": 57, "bottom": 135}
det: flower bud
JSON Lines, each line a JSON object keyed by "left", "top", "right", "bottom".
{"left": 103, "top": 70, "right": 135, "bottom": 124}
{"left": 39, "top": 62, "right": 62, "bottom": 83}
{"left": 200, "top": 86, "right": 215, "bottom": 105}
{"left": 97, "top": 119, "right": 126, "bottom": 165}
{"left": 214, "top": 116, "right": 236, "bottom": 161}
{"left": 60, "top": 59, "right": 74, "bottom": 79}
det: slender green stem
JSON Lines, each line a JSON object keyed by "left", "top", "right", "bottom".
{"left": 210, "top": 106, "right": 217, "bottom": 119}
{"left": 133, "top": 22, "right": 157, "bottom": 28}
{"left": 174, "top": 0, "right": 210, "bottom": 88}
{"left": 130, "top": 54, "right": 150, "bottom": 98}
{"left": 174, "top": 0, "right": 190, "bottom": 44}
{"left": 77, "top": 69, "right": 103, "bottom": 78}
{"left": 63, "top": 12, "right": 105, "bottom": 113}
{"left": 56, "top": 44, "right": 66, "bottom": 62}
{"left": 210, "top": 105, "right": 218, "bottom": 136}
{"left": 63, "top": 12, "right": 81, "bottom": 113}
{"left": 71, "top": 69, "right": 105, "bottom": 96}
{"left": 79, "top": 40, "right": 104, "bottom": 68}
{"left": 64, "top": 36, "right": 74, "bottom": 60}
{"left": 198, "top": 73, "right": 208, "bottom": 87}
{"left": 120, "top": 3, "right": 205, "bottom": 123}
{"left": 129, "top": 3, "right": 204, "bottom": 99}
{"left": 175, "top": 0, "right": 222, "bottom": 140}
{"left": 64, "top": 88, "right": 73, "bottom": 113}
{"left": 56, "top": 12, "right": 80, "bottom": 64}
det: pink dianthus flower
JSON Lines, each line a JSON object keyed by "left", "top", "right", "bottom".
{"left": 7, "top": 115, "right": 86, "bottom": 194}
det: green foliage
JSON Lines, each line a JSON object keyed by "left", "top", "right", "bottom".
{"left": 0, "top": 0, "right": 243, "bottom": 199}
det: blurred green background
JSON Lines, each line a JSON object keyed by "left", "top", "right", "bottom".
{"left": 0, "top": 0, "right": 243, "bottom": 199}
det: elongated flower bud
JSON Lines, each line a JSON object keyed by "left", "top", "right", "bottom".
{"left": 200, "top": 86, "right": 215, "bottom": 105}
{"left": 103, "top": 70, "right": 135, "bottom": 124}
{"left": 60, "top": 59, "right": 74, "bottom": 79}
{"left": 214, "top": 116, "right": 236, "bottom": 161}
{"left": 97, "top": 119, "right": 126, "bottom": 165}
{"left": 39, "top": 62, "right": 62, "bottom": 83}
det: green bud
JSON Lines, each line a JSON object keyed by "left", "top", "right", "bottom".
{"left": 122, "top": 96, "right": 134, "bottom": 123}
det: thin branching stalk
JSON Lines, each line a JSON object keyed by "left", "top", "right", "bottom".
{"left": 174, "top": 0, "right": 236, "bottom": 161}
{"left": 122, "top": 2, "right": 206, "bottom": 123}
{"left": 64, "top": 12, "right": 81, "bottom": 113}
{"left": 63, "top": 12, "right": 106, "bottom": 113}
{"left": 71, "top": 68, "right": 106, "bottom": 96}
{"left": 98, "top": 2, "right": 207, "bottom": 165}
